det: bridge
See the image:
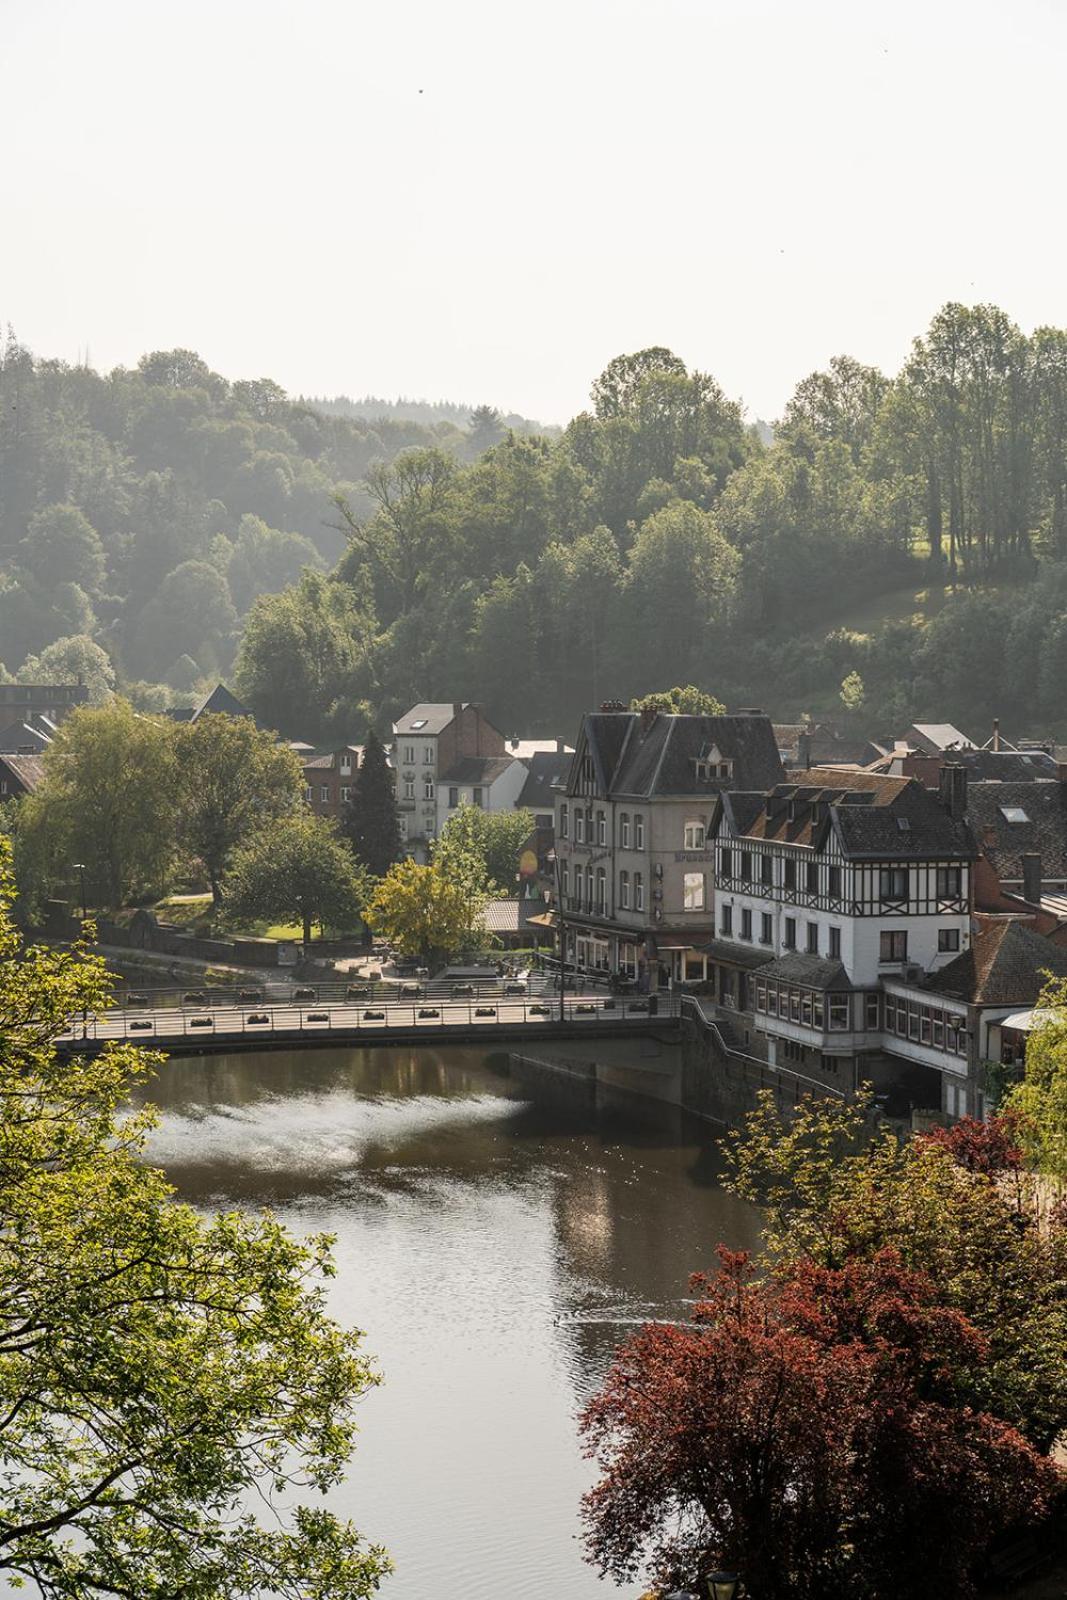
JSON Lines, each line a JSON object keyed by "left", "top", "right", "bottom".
{"left": 56, "top": 975, "right": 681, "bottom": 1056}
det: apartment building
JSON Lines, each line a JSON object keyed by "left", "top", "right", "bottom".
{"left": 392, "top": 702, "right": 517, "bottom": 858}
{"left": 301, "top": 746, "right": 362, "bottom": 821}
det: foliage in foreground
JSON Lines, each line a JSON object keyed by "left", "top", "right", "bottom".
{"left": 0, "top": 838, "right": 388, "bottom": 1597}
{"left": 581, "top": 1092, "right": 1067, "bottom": 1597}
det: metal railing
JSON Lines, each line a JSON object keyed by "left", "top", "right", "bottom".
{"left": 679, "top": 993, "right": 847, "bottom": 1102}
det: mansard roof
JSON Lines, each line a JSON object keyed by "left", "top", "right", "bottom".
{"left": 569, "top": 711, "right": 784, "bottom": 799}
{"left": 716, "top": 769, "right": 976, "bottom": 860}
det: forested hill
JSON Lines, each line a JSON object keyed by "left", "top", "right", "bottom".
{"left": 1, "top": 309, "right": 1066, "bottom": 743}
{"left": 304, "top": 394, "right": 556, "bottom": 437}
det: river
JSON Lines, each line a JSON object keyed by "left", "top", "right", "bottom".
{"left": 138, "top": 1044, "right": 760, "bottom": 1600}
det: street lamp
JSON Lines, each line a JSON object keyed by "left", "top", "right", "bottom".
{"left": 548, "top": 847, "right": 566, "bottom": 1024}
{"left": 707, "top": 1574, "right": 740, "bottom": 1600}
{"left": 72, "top": 862, "right": 87, "bottom": 920}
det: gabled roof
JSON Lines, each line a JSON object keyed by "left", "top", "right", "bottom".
{"left": 716, "top": 769, "right": 976, "bottom": 860}
{"left": 518, "top": 750, "right": 573, "bottom": 810}
{"left": 302, "top": 745, "right": 363, "bottom": 772}
{"left": 394, "top": 703, "right": 464, "bottom": 735}
{"left": 954, "top": 749, "right": 1059, "bottom": 782}
{"left": 0, "top": 721, "right": 53, "bottom": 753}
{"left": 908, "top": 722, "right": 974, "bottom": 754}
{"left": 569, "top": 711, "right": 784, "bottom": 799}
{"left": 165, "top": 683, "right": 254, "bottom": 723}
{"left": 967, "top": 780, "right": 1067, "bottom": 881}
{"left": 0, "top": 754, "right": 46, "bottom": 793}
{"left": 505, "top": 738, "right": 574, "bottom": 759}
{"left": 922, "top": 916, "right": 1067, "bottom": 1006}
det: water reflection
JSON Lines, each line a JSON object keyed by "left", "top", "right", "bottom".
{"left": 138, "top": 1045, "right": 760, "bottom": 1600}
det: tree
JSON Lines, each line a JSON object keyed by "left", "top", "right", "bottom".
{"left": 132, "top": 559, "right": 238, "bottom": 679}
{"left": 839, "top": 669, "right": 865, "bottom": 711}
{"left": 342, "top": 728, "right": 401, "bottom": 878}
{"left": 225, "top": 812, "right": 367, "bottom": 949}
{"left": 623, "top": 501, "right": 739, "bottom": 685}
{"left": 227, "top": 514, "right": 323, "bottom": 614}
{"left": 1004, "top": 978, "right": 1067, "bottom": 1181}
{"left": 582, "top": 1246, "right": 1056, "bottom": 1599}
{"left": 174, "top": 713, "right": 304, "bottom": 906}
{"left": 18, "top": 503, "right": 106, "bottom": 594}
{"left": 18, "top": 634, "right": 115, "bottom": 703}
{"left": 0, "top": 838, "right": 389, "bottom": 1597}
{"left": 467, "top": 404, "right": 504, "bottom": 455}
{"left": 364, "top": 858, "right": 482, "bottom": 966}
{"left": 234, "top": 572, "right": 371, "bottom": 740}
{"left": 631, "top": 685, "right": 726, "bottom": 716}
{"left": 435, "top": 803, "right": 534, "bottom": 893}
{"left": 18, "top": 700, "right": 177, "bottom": 909}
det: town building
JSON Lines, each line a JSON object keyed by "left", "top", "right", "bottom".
{"left": 0, "top": 754, "right": 45, "bottom": 801}
{"left": 0, "top": 683, "right": 88, "bottom": 727}
{"left": 301, "top": 746, "right": 363, "bottom": 821}
{"left": 553, "top": 706, "right": 784, "bottom": 984}
{"left": 165, "top": 683, "right": 256, "bottom": 724}
{"left": 392, "top": 702, "right": 520, "bottom": 858}
{"left": 0, "top": 718, "right": 57, "bottom": 754}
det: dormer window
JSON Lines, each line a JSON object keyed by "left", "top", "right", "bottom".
{"left": 695, "top": 744, "right": 732, "bottom": 784}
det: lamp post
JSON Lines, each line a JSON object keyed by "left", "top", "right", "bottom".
{"left": 72, "top": 861, "right": 87, "bottom": 921}
{"left": 549, "top": 848, "right": 566, "bottom": 1024}
{"left": 707, "top": 1573, "right": 740, "bottom": 1600}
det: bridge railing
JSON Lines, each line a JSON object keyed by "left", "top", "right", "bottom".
{"left": 60, "top": 993, "right": 682, "bottom": 1046}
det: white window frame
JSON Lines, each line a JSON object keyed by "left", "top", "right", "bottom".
{"left": 634, "top": 872, "right": 645, "bottom": 911}
{"left": 684, "top": 819, "right": 706, "bottom": 851}
{"left": 634, "top": 813, "right": 645, "bottom": 850}
{"left": 683, "top": 872, "right": 705, "bottom": 911}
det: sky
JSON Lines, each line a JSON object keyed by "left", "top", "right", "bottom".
{"left": 4, "top": 0, "right": 1066, "bottom": 425}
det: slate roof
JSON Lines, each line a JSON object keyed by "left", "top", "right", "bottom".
{"left": 760, "top": 953, "right": 852, "bottom": 991}
{"left": 698, "top": 937, "right": 775, "bottom": 971}
{"left": 165, "top": 683, "right": 255, "bottom": 724}
{"left": 440, "top": 755, "right": 519, "bottom": 786}
{"left": 394, "top": 703, "right": 463, "bottom": 735}
{"left": 518, "top": 750, "right": 573, "bottom": 811}
{"left": 573, "top": 711, "right": 784, "bottom": 799}
{"left": 0, "top": 755, "right": 46, "bottom": 793}
{"left": 967, "top": 780, "right": 1067, "bottom": 881}
{"left": 922, "top": 916, "right": 1067, "bottom": 1006}
{"left": 954, "top": 749, "right": 1059, "bottom": 782}
{"left": 908, "top": 722, "right": 974, "bottom": 754}
{"left": 719, "top": 770, "right": 976, "bottom": 860}
{"left": 302, "top": 745, "right": 362, "bottom": 771}
{"left": 0, "top": 721, "right": 53, "bottom": 753}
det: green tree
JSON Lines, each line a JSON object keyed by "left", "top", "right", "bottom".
{"left": 18, "top": 503, "right": 107, "bottom": 594}
{"left": 227, "top": 514, "right": 323, "bottom": 614}
{"left": 18, "top": 634, "right": 115, "bottom": 703}
{"left": 18, "top": 700, "right": 177, "bottom": 910}
{"left": 435, "top": 804, "right": 534, "bottom": 894}
{"left": 342, "top": 728, "right": 402, "bottom": 878}
{"left": 839, "top": 669, "right": 865, "bottom": 711}
{"left": 0, "top": 838, "right": 388, "bottom": 1597}
{"left": 234, "top": 572, "right": 371, "bottom": 740}
{"left": 132, "top": 559, "right": 238, "bottom": 679}
{"left": 1004, "top": 979, "right": 1067, "bottom": 1181}
{"left": 631, "top": 686, "right": 726, "bottom": 716}
{"left": 174, "top": 713, "right": 304, "bottom": 906}
{"left": 624, "top": 501, "right": 739, "bottom": 686}
{"left": 225, "top": 812, "right": 367, "bottom": 949}
{"left": 365, "top": 858, "right": 483, "bottom": 965}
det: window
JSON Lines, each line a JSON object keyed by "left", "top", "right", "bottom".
{"left": 619, "top": 870, "right": 630, "bottom": 908}
{"left": 802, "top": 994, "right": 813, "bottom": 1027}
{"left": 597, "top": 810, "right": 607, "bottom": 845}
{"left": 319, "top": 785, "right": 332, "bottom": 801}
{"left": 596, "top": 867, "right": 606, "bottom": 912}
{"left": 806, "top": 922, "right": 819, "bottom": 955}
{"left": 828, "top": 865, "right": 842, "bottom": 897}
{"left": 813, "top": 994, "right": 824, "bottom": 1028}
{"left": 403, "top": 778, "right": 415, "bottom": 800}
{"left": 761, "top": 912, "right": 773, "bottom": 945}
{"left": 620, "top": 813, "right": 630, "bottom": 848}
{"left": 829, "top": 926, "right": 841, "bottom": 959}
{"left": 683, "top": 872, "right": 705, "bottom": 911}
{"left": 423, "top": 747, "right": 434, "bottom": 764}
{"left": 720, "top": 903, "right": 733, "bottom": 936}
{"left": 767, "top": 985, "right": 778, "bottom": 1015}
{"left": 399, "top": 815, "right": 407, "bottom": 838}
{"left": 634, "top": 814, "right": 645, "bottom": 849}
{"left": 422, "top": 779, "right": 434, "bottom": 800}
{"left": 938, "top": 928, "right": 961, "bottom": 953}
{"left": 576, "top": 812, "right": 585, "bottom": 843}
{"left": 761, "top": 855, "right": 773, "bottom": 886}
{"left": 879, "top": 930, "right": 908, "bottom": 963}
{"left": 880, "top": 867, "right": 908, "bottom": 902}
{"left": 937, "top": 866, "right": 962, "bottom": 899}
{"left": 720, "top": 847, "right": 733, "bottom": 878}
{"left": 756, "top": 983, "right": 767, "bottom": 1012}
{"left": 784, "top": 916, "right": 797, "bottom": 949}
{"left": 933, "top": 1011, "right": 944, "bottom": 1047}
{"left": 784, "top": 859, "right": 796, "bottom": 891}
{"left": 404, "top": 745, "right": 416, "bottom": 764}
{"left": 447, "top": 786, "right": 459, "bottom": 808}
{"left": 865, "top": 993, "right": 880, "bottom": 1030}
{"left": 790, "top": 991, "right": 801, "bottom": 1022}
{"left": 684, "top": 819, "right": 706, "bottom": 850}
{"left": 908, "top": 1005, "right": 919, "bottom": 1040}
{"left": 304, "top": 785, "right": 313, "bottom": 802}
{"left": 740, "top": 850, "right": 752, "bottom": 882}
{"left": 559, "top": 804, "right": 568, "bottom": 839}
{"left": 828, "top": 996, "right": 849, "bottom": 1031}
{"left": 341, "top": 786, "right": 351, "bottom": 803}
{"left": 806, "top": 861, "right": 819, "bottom": 893}
{"left": 634, "top": 872, "right": 645, "bottom": 911}
{"left": 573, "top": 866, "right": 583, "bottom": 907}
{"left": 562, "top": 863, "right": 569, "bottom": 896}
{"left": 741, "top": 908, "right": 753, "bottom": 941}
{"left": 472, "top": 787, "right": 483, "bottom": 807}
{"left": 999, "top": 806, "right": 1030, "bottom": 824}
{"left": 920, "top": 1009, "right": 932, "bottom": 1044}
{"left": 340, "top": 755, "right": 352, "bottom": 773}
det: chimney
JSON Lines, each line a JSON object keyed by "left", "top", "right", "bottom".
{"left": 452, "top": 702, "right": 463, "bottom": 722}
{"left": 797, "top": 729, "right": 812, "bottom": 770}
{"left": 736, "top": 707, "right": 764, "bottom": 716}
{"left": 556, "top": 737, "right": 565, "bottom": 754}
{"left": 938, "top": 763, "right": 968, "bottom": 821}
{"left": 992, "top": 717, "right": 1001, "bottom": 752}
{"left": 640, "top": 705, "right": 658, "bottom": 736}
{"left": 1022, "top": 852, "right": 1042, "bottom": 907}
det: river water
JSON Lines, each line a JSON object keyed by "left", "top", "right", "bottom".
{"left": 138, "top": 1045, "right": 760, "bottom": 1600}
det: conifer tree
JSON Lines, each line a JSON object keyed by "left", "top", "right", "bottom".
{"left": 344, "top": 728, "right": 403, "bottom": 877}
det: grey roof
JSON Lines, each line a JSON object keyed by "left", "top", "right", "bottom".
{"left": 922, "top": 916, "right": 1067, "bottom": 1006}
{"left": 954, "top": 749, "right": 1059, "bottom": 782}
{"left": 0, "top": 754, "right": 46, "bottom": 793}
{"left": 719, "top": 770, "right": 976, "bottom": 861}
{"left": 518, "top": 750, "right": 573, "bottom": 811}
{"left": 394, "top": 703, "right": 464, "bottom": 735}
{"left": 571, "top": 711, "right": 784, "bottom": 799}
{"left": 440, "top": 755, "right": 519, "bottom": 786}
{"left": 908, "top": 722, "right": 974, "bottom": 754}
{"left": 302, "top": 745, "right": 363, "bottom": 771}
{"left": 698, "top": 937, "right": 775, "bottom": 971}
{"left": 967, "top": 780, "right": 1067, "bottom": 881}
{"left": 165, "top": 683, "right": 254, "bottom": 724}
{"left": 760, "top": 952, "right": 852, "bottom": 990}
{"left": 0, "top": 721, "right": 53, "bottom": 753}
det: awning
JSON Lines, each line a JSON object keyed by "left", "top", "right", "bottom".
{"left": 997, "top": 1008, "right": 1057, "bottom": 1034}
{"left": 697, "top": 938, "right": 776, "bottom": 972}
{"left": 525, "top": 911, "right": 557, "bottom": 929}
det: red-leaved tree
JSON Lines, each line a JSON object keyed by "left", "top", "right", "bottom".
{"left": 917, "top": 1110, "right": 1025, "bottom": 1176}
{"left": 580, "top": 1249, "right": 1059, "bottom": 1600}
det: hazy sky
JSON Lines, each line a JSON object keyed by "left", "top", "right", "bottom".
{"left": 5, "top": 0, "right": 1065, "bottom": 424}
